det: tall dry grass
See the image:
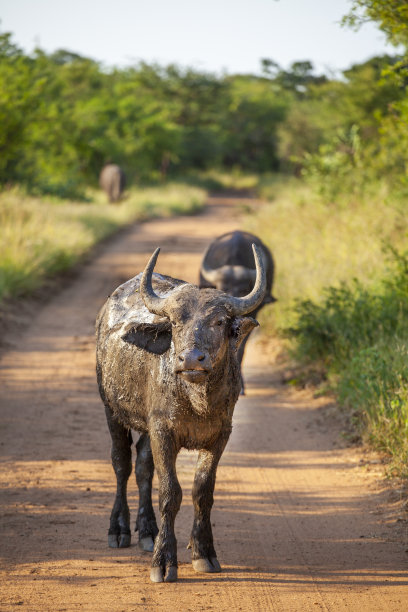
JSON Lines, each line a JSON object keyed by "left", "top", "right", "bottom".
{"left": 0, "top": 183, "right": 206, "bottom": 301}
{"left": 245, "top": 176, "right": 408, "bottom": 330}
{"left": 246, "top": 175, "right": 408, "bottom": 476}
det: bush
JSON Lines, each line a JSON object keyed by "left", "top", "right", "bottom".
{"left": 286, "top": 248, "right": 408, "bottom": 475}
{"left": 339, "top": 340, "right": 408, "bottom": 476}
{"left": 301, "top": 125, "right": 368, "bottom": 202}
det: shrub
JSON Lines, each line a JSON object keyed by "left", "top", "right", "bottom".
{"left": 286, "top": 248, "right": 408, "bottom": 475}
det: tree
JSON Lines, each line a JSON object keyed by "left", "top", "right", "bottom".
{"left": 342, "top": 1, "right": 408, "bottom": 48}
{"left": 0, "top": 33, "right": 37, "bottom": 184}
{"left": 222, "top": 75, "right": 290, "bottom": 171}
{"left": 260, "top": 58, "right": 327, "bottom": 97}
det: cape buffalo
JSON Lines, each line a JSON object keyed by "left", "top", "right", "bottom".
{"left": 199, "top": 230, "right": 276, "bottom": 392}
{"left": 99, "top": 163, "right": 126, "bottom": 202}
{"left": 96, "top": 245, "right": 266, "bottom": 582}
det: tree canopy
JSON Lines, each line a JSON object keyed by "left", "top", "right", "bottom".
{"left": 343, "top": 0, "right": 408, "bottom": 47}
{"left": 0, "top": 27, "right": 407, "bottom": 199}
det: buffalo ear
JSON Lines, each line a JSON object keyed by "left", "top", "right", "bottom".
{"left": 122, "top": 321, "right": 172, "bottom": 355}
{"left": 230, "top": 316, "right": 259, "bottom": 349}
{"left": 264, "top": 294, "right": 277, "bottom": 304}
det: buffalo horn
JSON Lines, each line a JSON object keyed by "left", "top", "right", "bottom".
{"left": 224, "top": 244, "right": 266, "bottom": 315}
{"left": 140, "top": 247, "right": 169, "bottom": 316}
{"left": 201, "top": 262, "right": 256, "bottom": 285}
{"left": 200, "top": 258, "right": 222, "bottom": 284}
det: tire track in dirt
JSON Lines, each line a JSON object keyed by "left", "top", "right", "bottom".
{"left": 0, "top": 195, "right": 407, "bottom": 611}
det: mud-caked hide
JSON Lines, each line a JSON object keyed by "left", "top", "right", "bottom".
{"left": 199, "top": 230, "right": 276, "bottom": 392}
{"left": 199, "top": 230, "right": 276, "bottom": 309}
{"left": 95, "top": 245, "right": 266, "bottom": 583}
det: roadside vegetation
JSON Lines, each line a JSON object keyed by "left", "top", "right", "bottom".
{"left": 2, "top": 0, "right": 408, "bottom": 474}
{"left": 245, "top": 0, "right": 408, "bottom": 476}
{"left": 0, "top": 183, "right": 205, "bottom": 301}
{"left": 245, "top": 177, "right": 408, "bottom": 476}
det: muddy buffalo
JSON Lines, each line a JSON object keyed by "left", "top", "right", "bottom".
{"left": 199, "top": 230, "right": 276, "bottom": 392}
{"left": 96, "top": 245, "right": 266, "bottom": 582}
{"left": 99, "top": 163, "right": 126, "bottom": 202}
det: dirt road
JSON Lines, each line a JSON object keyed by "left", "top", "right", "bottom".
{"left": 1, "top": 196, "right": 407, "bottom": 611}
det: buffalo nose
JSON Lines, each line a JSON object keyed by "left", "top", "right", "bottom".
{"left": 177, "top": 347, "right": 209, "bottom": 371}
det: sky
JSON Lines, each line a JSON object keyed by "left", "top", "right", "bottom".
{"left": 1, "top": 0, "right": 399, "bottom": 76}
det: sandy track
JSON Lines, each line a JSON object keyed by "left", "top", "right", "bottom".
{"left": 0, "top": 196, "right": 407, "bottom": 611}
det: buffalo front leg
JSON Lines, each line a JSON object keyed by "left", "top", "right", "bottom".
{"left": 190, "top": 438, "right": 228, "bottom": 573}
{"left": 149, "top": 426, "right": 182, "bottom": 583}
{"left": 135, "top": 433, "right": 158, "bottom": 552}
{"left": 105, "top": 406, "right": 132, "bottom": 548}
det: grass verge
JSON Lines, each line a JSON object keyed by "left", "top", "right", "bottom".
{"left": 287, "top": 252, "right": 408, "bottom": 476}
{"left": 244, "top": 174, "right": 408, "bottom": 477}
{"left": 245, "top": 174, "right": 408, "bottom": 331}
{"left": 0, "top": 182, "right": 206, "bottom": 302}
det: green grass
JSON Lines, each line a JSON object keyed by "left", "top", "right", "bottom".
{"left": 339, "top": 338, "right": 408, "bottom": 476}
{"left": 244, "top": 174, "right": 408, "bottom": 477}
{"left": 287, "top": 253, "right": 408, "bottom": 476}
{"left": 0, "top": 182, "right": 206, "bottom": 301}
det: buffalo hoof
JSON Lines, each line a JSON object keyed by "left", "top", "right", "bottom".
{"left": 150, "top": 565, "right": 178, "bottom": 583}
{"left": 139, "top": 536, "right": 154, "bottom": 552}
{"left": 192, "top": 557, "right": 221, "bottom": 573}
{"left": 108, "top": 533, "right": 131, "bottom": 548}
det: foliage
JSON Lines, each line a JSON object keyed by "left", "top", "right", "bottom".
{"left": 301, "top": 125, "right": 366, "bottom": 201}
{"left": 222, "top": 75, "right": 290, "bottom": 171}
{"left": 2, "top": 26, "right": 408, "bottom": 199}
{"left": 285, "top": 248, "right": 408, "bottom": 476}
{"left": 261, "top": 59, "right": 328, "bottom": 94}
{"left": 279, "top": 54, "right": 403, "bottom": 179}
{"left": 337, "top": 2, "right": 408, "bottom": 204}
{"left": 339, "top": 340, "right": 408, "bottom": 476}
{"left": 0, "top": 33, "right": 292, "bottom": 194}
{"left": 244, "top": 173, "right": 408, "bottom": 474}
{"left": 342, "top": 0, "right": 408, "bottom": 47}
